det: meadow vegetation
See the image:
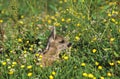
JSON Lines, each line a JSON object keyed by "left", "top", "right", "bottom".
{"left": 0, "top": 0, "right": 120, "bottom": 79}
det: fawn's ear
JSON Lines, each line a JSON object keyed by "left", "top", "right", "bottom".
{"left": 45, "top": 26, "right": 56, "bottom": 51}
{"left": 49, "top": 26, "right": 56, "bottom": 40}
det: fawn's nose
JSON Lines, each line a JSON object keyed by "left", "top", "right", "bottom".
{"left": 67, "top": 43, "right": 72, "bottom": 47}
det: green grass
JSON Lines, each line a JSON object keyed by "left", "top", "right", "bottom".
{"left": 0, "top": 0, "right": 120, "bottom": 79}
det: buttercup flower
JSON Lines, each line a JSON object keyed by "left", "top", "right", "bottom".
{"left": 61, "top": 18, "right": 65, "bottom": 22}
{"left": 63, "top": 56, "right": 69, "bottom": 60}
{"left": 49, "top": 75, "right": 54, "bottom": 79}
{"left": 8, "top": 69, "right": 15, "bottom": 75}
{"left": 117, "top": 60, "right": 120, "bottom": 64}
{"left": 100, "top": 76, "right": 104, "bottom": 79}
{"left": 21, "top": 65, "right": 25, "bottom": 68}
{"left": 29, "top": 47, "right": 33, "bottom": 51}
{"left": 0, "top": 19, "right": 3, "bottom": 23}
{"left": 27, "top": 72, "right": 32, "bottom": 77}
{"left": 98, "top": 65, "right": 102, "bottom": 70}
{"left": 109, "top": 62, "right": 114, "bottom": 66}
{"left": 81, "top": 63, "right": 86, "bottom": 66}
{"left": 18, "top": 38, "right": 22, "bottom": 42}
{"left": 21, "top": 15, "right": 24, "bottom": 19}
{"left": 88, "top": 73, "right": 94, "bottom": 78}
{"left": 107, "top": 72, "right": 112, "bottom": 77}
{"left": 12, "top": 62, "right": 17, "bottom": 65}
{"left": 95, "top": 62, "right": 99, "bottom": 66}
{"left": 27, "top": 65, "right": 32, "bottom": 69}
{"left": 76, "top": 23, "right": 81, "bottom": 27}
{"left": 8, "top": 71, "right": 14, "bottom": 75}
{"left": 82, "top": 72, "right": 88, "bottom": 77}
{"left": 92, "top": 49, "right": 97, "bottom": 53}
{"left": 75, "top": 36, "right": 80, "bottom": 41}
{"left": 19, "top": 20, "right": 24, "bottom": 24}
{"left": 52, "top": 71, "right": 56, "bottom": 76}
{"left": 110, "top": 38, "right": 115, "bottom": 42}
{"left": 48, "top": 19, "right": 52, "bottom": 24}
{"left": 2, "top": 61, "right": 7, "bottom": 66}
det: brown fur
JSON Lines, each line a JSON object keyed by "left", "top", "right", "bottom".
{"left": 40, "top": 26, "right": 71, "bottom": 66}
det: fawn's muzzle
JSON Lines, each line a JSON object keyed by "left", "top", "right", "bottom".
{"left": 67, "top": 43, "right": 72, "bottom": 47}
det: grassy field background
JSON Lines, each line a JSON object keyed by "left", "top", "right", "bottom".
{"left": 0, "top": 0, "right": 120, "bottom": 79}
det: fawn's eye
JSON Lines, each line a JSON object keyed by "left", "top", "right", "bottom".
{"left": 59, "top": 40, "right": 65, "bottom": 43}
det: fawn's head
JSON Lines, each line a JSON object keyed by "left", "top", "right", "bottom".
{"left": 45, "top": 26, "right": 72, "bottom": 53}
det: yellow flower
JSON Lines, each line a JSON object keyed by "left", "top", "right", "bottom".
{"left": 54, "top": 22, "right": 60, "bottom": 27}
{"left": 19, "top": 20, "right": 24, "bottom": 24}
{"left": 8, "top": 71, "right": 14, "bottom": 75}
{"left": 61, "top": 18, "right": 65, "bottom": 22}
{"left": 74, "top": 66, "right": 77, "bottom": 69}
{"left": 109, "top": 2, "right": 117, "bottom": 5}
{"left": 39, "top": 55, "right": 43, "bottom": 58}
{"left": 0, "top": 19, "right": 3, "bottom": 23}
{"left": 48, "top": 19, "right": 52, "bottom": 24}
{"left": 82, "top": 72, "right": 88, "bottom": 77}
{"left": 92, "top": 49, "right": 97, "bottom": 53}
{"left": 12, "top": 62, "right": 17, "bottom": 65}
{"left": 52, "top": 71, "right": 56, "bottom": 76}
{"left": 26, "top": 41, "right": 29, "bottom": 44}
{"left": 98, "top": 66, "right": 102, "bottom": 70}
{"left": 2, "top": 61, "right": 7, "bottom": 66}
{"left": 95, "top": 62, "right": 99, "bottom": 66}
{"left": 10, "top": 50, "right": 13, "bottom": 53}
{"left": 111, "top": 18, "right": 116, "bottom": 22}
{"left": 40, "top": 64, "right": 43, "bottom": 68}
{"left": 23, "top": 50, "right": 27, "bottom": 53}
{"left": 66, "top": 18, "right": 71, "bottom": 23}
{"left": 8, "top": 66, "right": 11, "bottom": 69}
{"left": 27, "top": 65, "right": 32, "bottom": 69}
{"left": 117, "top": 60, "right": 120, "bottom": 64}
{"left": 93, "top": 77, "right": 96, "bottom": 79}
{"left": 59, "top": 0, "right": 63, "bottom": 4}
{"left": 107, "top": 72, "right": 112, "bottom": 77}
{"left": 109, "top": 62, "right": 114, "bottom": 66}
{"left": 18, "top": 38, "right": 22, "bottom": 42}
{"left": 107, "top": 13, "right": 111, "bottom": 17}
{"left": 6, "top": 59, "right": 10, "bottom": 61}
{"left": 35, "top": 53, "right": 39, "bottom": 57}
{"left": 64, "top": 0, "right": 67, "bottom": 2}
{"left": 21, "top": 15, "right": 24, "bottom": 19}
{"left": 27, "top": 72, "right": 32, "bottom": 77}
{"left": 8, "top": 69, "right": 15, "bottom": 75}
{"left": 81, "top": 63, "right": 86, "bottom": 66}
{"left": 88, "top": 73, "right": 94, "bottom": 78}
{"left": 110, "top": 38, "right": 115, "bottom": 42}
{"left": 51, "top": 16, "right": 55, "bottom": 20}
{"left": 75, "top": 36, "right": 80, "bottom": 41}
{"left": 21, "top": 65, "right": 25, "bottom": 68}
{"left": 12, "top": 65, "right": 15, "bottom": 67}
{"left": 82, "top": 15, "right": 85, "bottom": 19}
{"left": 100, "top": 76, "right": 104, "bottom": 79}
{"left": 115, "top": 21, "right": 118, "bottom": 25}
{"left": 73, "top": 0, "right": 77, "bottom": 2}
{"left": 49, "top": 75, "right": 54, "bottom": 79}
{"left": 81, "top": 0, "right": 84, "bottom": 2}
{"left": 91, "top": 37, "right": 97, "bottom": 42}
{"left": 76, "top": 23, "right": 81, "bottom": 27}
{"left": 63, "top": 56, "right": 69, "bottom": 60}
{"left": 112, "top": 11, "right": 118, "bottom": 15}
{"left": 29, "top": 47, "right": 33, "bottom": 51}
{"left": 30, "top": 45, "right": 34, "bottom": 47}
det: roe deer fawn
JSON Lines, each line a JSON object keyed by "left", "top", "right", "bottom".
{"left": 39, "top": 26, "right": 71, "bottom": 66}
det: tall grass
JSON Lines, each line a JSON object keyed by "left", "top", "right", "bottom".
{"left": 0, "top": 0, "right": 120, "bottom": 79}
